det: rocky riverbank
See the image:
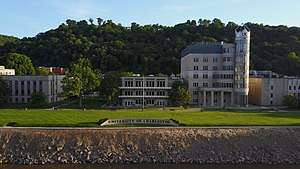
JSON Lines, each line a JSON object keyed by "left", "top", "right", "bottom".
{"left": 0, "top": 128, "right": 300, "bottom": 165}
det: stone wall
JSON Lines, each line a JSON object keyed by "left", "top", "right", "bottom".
{"left": 0, "top": 128, "right": 300, "bottom": 165}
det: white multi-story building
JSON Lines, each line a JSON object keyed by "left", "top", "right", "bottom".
{"left": 249, "top": 72, "right": 300, "bottom": 106}
{"left": 181, "top": 25, "right": 250, "bottom": 107}
{"left": 119, "top": 75, "right": 180, "bottom": 107}
{"left": 0, "top": 66, "right": 15, "bottom": 76}
{"left": 1, "top": 75, "right": 65, "bottom": 103}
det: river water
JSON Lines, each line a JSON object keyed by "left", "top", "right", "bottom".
{"left": 1, "top": 165, "right": 300, "bottom": 169}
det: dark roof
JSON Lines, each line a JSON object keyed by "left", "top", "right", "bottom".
{"left": 235, "top": 25, "right": 250, "bottom": 32}
{"left": 181, "top": 42, "right": 224, "bottom": 56}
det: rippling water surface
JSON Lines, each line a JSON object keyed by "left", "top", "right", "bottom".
{"left": 1, "top": 165, "right": 300, "bottom": 169}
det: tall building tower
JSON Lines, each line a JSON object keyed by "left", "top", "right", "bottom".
{"left": 234, "top": 25, "right": 251, "bottom": 106}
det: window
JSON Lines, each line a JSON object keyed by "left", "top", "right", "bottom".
{"left": 146, "top": 81, "right": 154, "bottom": 87}
{"left": 294, "top": 86, "right": 297, "bottom": 90}
{"left": 27, "top": 81, "right": 31, "bottom": 95}
{"left": 270, "top": 93, "right": 273, "bottom": 98}
{"left": 213, "top": 66, "right": 218, "bottom": 70}
{"left": 194, "top": 58, "right": 199, "bottom": 62}
{"left": 270, "top": 101, "right": 273, "bottom": 105}
{"left": 39, "top": 80, "right": 43, "bottom": 92}
{"left": 213, "top": 58, "right": 218, "bottom": 62}
{"left": 193, "top": 74, "right": 199, "bottom": 79}
{"left": 193, "top": 83, "right": 199, "bottom": 87}
{"left": 203, "top": 74, "right": 208, "bottom": 79}
{"left": 125, "top": 81, "right": 134, "bottom": 87}
{"left": 270, "top": 85, "right": 274, "bottom": 90}
{"left": 157, "top": 80, "right": 165, "bottom": 87}
{"left": 289, "top": 86, "right": 292, "bottom": 90}
{"left": 203, "top": 83, "right": 208, "bottom": 87}
{"left": 136, "top": 81, "right": 143, "bottom": 87}
{"left": 203, "top": 66, "right": 208, "bottom": 70}
{"left": 15, "top": 81, "right": 19, "bottom": 96}
{"left": 203, "top": 58, "right": 208, "bottom": 62}
{"left": 194, "top": 66, "right": 199, "bottom": 71}
{"left": 21, "top": 81, "right": 24, "bottom": 96}
{"left": 299, "top": 86, "right": 300, "bottom": 90}
{"left": 33, "top": 81, "right": 37, "bottom": 92}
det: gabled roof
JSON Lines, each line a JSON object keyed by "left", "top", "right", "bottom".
{"left": 235, "top": 25, "right": 250, "bottom": 32}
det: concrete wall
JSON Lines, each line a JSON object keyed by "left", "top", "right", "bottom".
{"left": 1, "top": 128, "right": 300, "bottom": 165}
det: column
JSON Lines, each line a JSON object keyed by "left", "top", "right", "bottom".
{"left": 211, "top": 91, "right": 214, "bottom": 107}
{"left": 231, "top": 92, "right": 234, "bottom": 106}
{"left": 221, "top": 91, "right": 224, "bottom": 108}
{"left": 203, "top": 91, "right": 206, "bottom": 107}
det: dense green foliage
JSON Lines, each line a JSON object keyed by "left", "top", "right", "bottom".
{"left": 0, "top": 35, "right": 18, "bottom": 46}
{"left": 62, "top": 58, "right": 101, "bottom": 98}
{"left": 1, "top": 18, "right": 300, "bottom": 76}
{"left": 35, "top": 67, "right": 53, "bottom": 75}
{"left": 169, "top": 81, "right": 191, "bottom": 106}
{"left": 30, "top": 92, "right": 47, "bottom": 106}
{"left": 283, "top": 95, "right": 299, "bottom": 108}
{"left": 0, "top": 108, "right": 300, "bottom": 127}
{"left": 4, "top": 53, "right": 35, "bottom": 75}
{"left": 99, "top": 71, "right": 133, "bottom": 105}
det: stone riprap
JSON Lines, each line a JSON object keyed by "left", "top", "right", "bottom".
{"left": 0, "top": 128, "right": 300, "bottom": 165}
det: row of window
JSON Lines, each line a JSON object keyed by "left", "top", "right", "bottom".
{"left": 193, "top": 57, "right": 233, "bottom": 63}
{"left": 193, "top": 82, "right": 234, "bottom": 88}
{"left": 212, "top": 74, "right": 234, "bottom": 79}
{"left": 123, "top": 91, "right": 166, "bottom": 96}
{"left": 271, "top": 85, "right": 300, "bottom": 91}
{"left": 124, "top": 80, "right": 167, "bottom": 87}
{"left": 124, "top": 99, "right": 166, "bottom": 106}
{"left": 288, "top": 86, "right": 300, "bottom": 91}
{"left": 193, "top": 65, "right": 234, "bottom": 71}
{"left": 212, "top": 83, "right": 234, "bottom": 88}
{"left": 193, "top": 82, "right": 208, "bottom": 87}
{"left": 193, "top": 74, "right": 234, "bottom": 79}
{"left": 8, "top": 80, "right": 43, "bottom": 96}
{"left": 194, "top": 57, "right": 218, "bottom": 63}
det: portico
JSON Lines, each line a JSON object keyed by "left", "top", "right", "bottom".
{"left": 198, "top": 88, "right": 234, "bottom": 107}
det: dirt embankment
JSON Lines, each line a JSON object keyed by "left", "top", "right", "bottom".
{"left": 0, "top": 128, "right": 300, "bottom": 165}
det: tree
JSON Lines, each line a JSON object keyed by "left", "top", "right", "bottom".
{"left": 30, "top": 92, "right": 47, "bottom": 106}
{"left": 99, "top": 71, "right": 133, "bottom": 105}
{"left": 169, "top": 81, "right": 191, "bottom": 107}
{"left": 62, "top": 58, "right": 101, "bottom": 107}
{"left": 0, "top": 77, "right": 9, "bottom": 105}
{"left": 288, "top": 52, "right": 300, "bottom": 64}
{"left": 283, "top": 95, "right": 299, "bottom": 108}
{"left": 4, "top": 53, "right": 35, "bottom": 75}
{"left": 36, "top": 67, "right": 52, "bottom": 75}
{"left": 2, "top": 18, "right": 300, "bottom": 76}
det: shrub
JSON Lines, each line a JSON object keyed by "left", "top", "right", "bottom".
{"left": 283, "top": 95, "right": 299, "bottom": 108}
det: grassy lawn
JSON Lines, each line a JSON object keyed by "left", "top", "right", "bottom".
{"left": 0, "top": 108, "right": 300, "bottom": 127}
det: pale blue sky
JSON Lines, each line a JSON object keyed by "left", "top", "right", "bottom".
{"left": 1, "top": 0, "right": 300, "bottom": 38}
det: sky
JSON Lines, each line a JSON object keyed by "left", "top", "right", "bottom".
{"left": 1, "top": 0, "right": 300, "bottom": 38}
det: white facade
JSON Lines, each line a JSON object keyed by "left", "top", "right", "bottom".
{"left": 181, "top": 25, "right": 250, "bottom": 107}
{"left": 119, "top": 76, "right": 175, "bottom": 107}
{"left": 1, "top": 75, "right": 65, "bottom": 103}
{"left": 249, "top": 76, "right": 300, "bottom": 106}
{"left": 0, "top": 66, "right": 15, "bottom": 76}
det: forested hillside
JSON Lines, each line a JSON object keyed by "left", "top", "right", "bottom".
{"left": 0, "top": 18, "right": 300, "bottom": 76}
{"left": 0, "top": 35, "right": 18, "bottom": 46}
